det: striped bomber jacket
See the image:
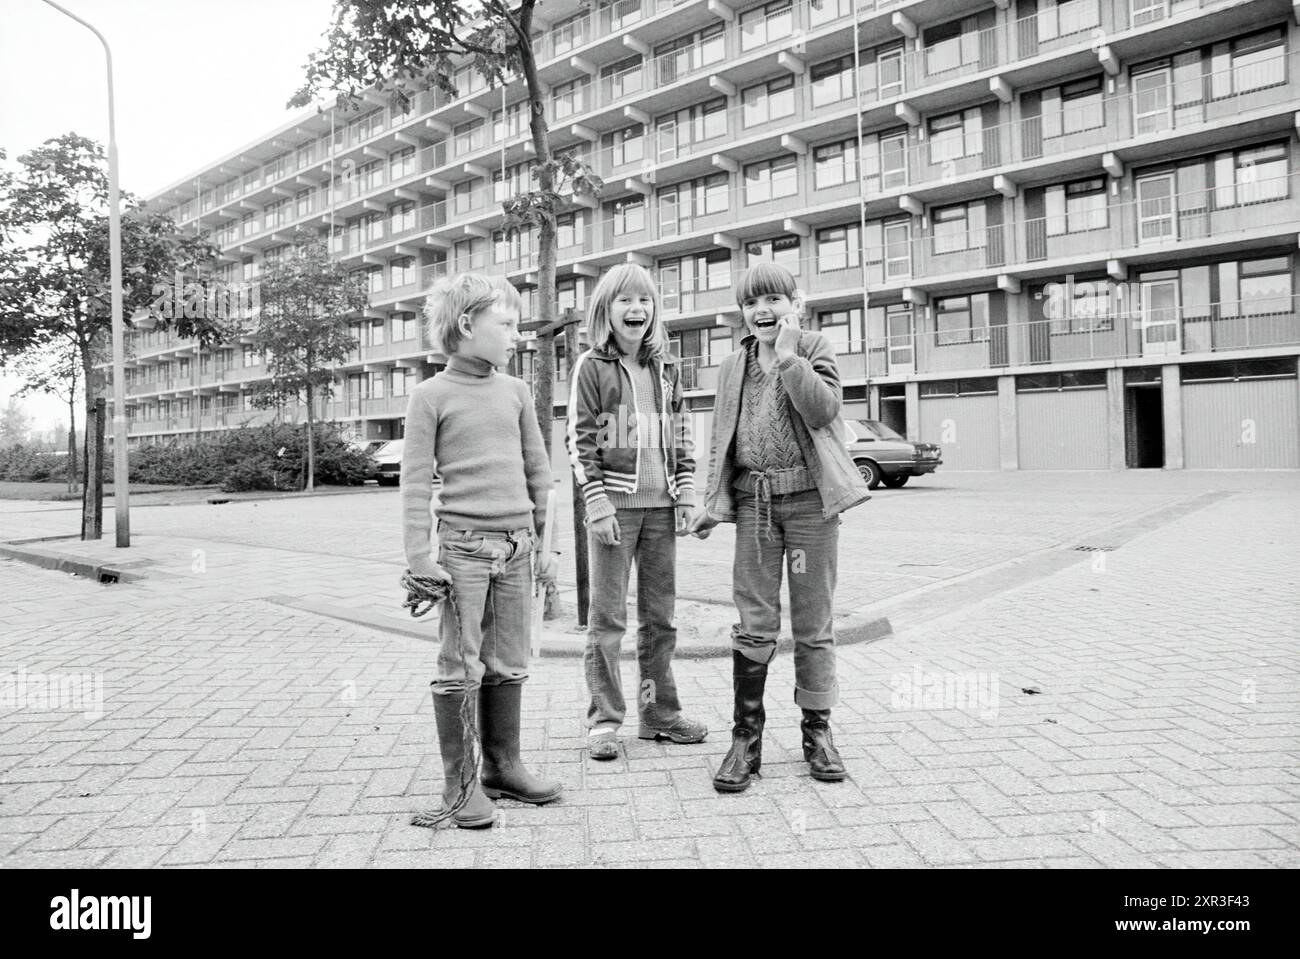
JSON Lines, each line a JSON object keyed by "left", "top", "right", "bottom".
{"left": 565, "top": 346, "right": 697, "bottom": 524}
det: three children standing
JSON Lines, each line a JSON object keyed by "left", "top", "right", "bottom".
{"left": 405, "top": 262, "right": 869, "bottom": 828}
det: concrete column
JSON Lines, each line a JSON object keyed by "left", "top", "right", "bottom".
{"left": 1106, "top": 367, "right": 1126, "bottom": 470}
{"left": 905, "top": 380, "right": 920, "bottom": 441}
{"left": 997, "top": 375, "right": 1018, "bottom": 470}
{"left": 1161, "top": 364, "right": 1183, "bottom": 470}
{"left": 868, "top": 385, "right": 881, "bottom": 420}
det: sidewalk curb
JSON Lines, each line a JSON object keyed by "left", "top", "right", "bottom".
{"left": 262, "top": 594, "right": 892, "bottom": 660}
{"left": 0, "top": 542, "right": 153, "bottom": 584}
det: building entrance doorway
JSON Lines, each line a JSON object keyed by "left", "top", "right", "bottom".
{"left": 1125, "top": 384, "right": 1164, "bottom": 468}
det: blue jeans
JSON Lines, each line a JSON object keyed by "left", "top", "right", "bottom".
{"left": 585, "top": 507, "right": 684, "bottom": 732}
{"left": 432, "top": 522, "right": 535, "bottom": 695}
{"left": 732, "top": 489, "right": 839, "bottom": 709}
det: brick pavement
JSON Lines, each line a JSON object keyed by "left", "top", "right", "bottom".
{"left": 1, "top": 474, "right": 1296, "bottom": 867}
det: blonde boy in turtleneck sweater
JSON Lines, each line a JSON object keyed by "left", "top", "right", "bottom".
{"left": 402, "top": 273, "right": 561, "bottom": 829}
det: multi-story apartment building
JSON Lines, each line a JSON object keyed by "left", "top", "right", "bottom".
{"left": 127, "top": 0, "right": 1300, "bottom": 472}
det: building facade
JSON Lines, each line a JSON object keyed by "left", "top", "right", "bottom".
{"left": 127, "top": 0, "right": 1300, "bottom": 472}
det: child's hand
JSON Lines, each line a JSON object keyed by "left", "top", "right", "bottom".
{"left": 590, "top": 515, "right": 620, "bottom": 547}
{"left": 674, "top": 505, "right": 694, "bottom": 536}
{"left": 774, "top": 313, "right": 801, "bottom": 362}
{"left": 534, "top": 550, "right": 559, "bottom": 585}
{"left": 410, "top": 556, "right": 452, "bottom": 584}
{"left": 689, "top": 512, "right": 720, "bottom": 540}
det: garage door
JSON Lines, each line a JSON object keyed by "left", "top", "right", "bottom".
{"left": 919, "top": 394, "right": 1000, "bottom": 470}
{"left": 1017, "top": 388, "right": 1109, "bottom": 469}
{"left": 1183, "top": 379, "right": 1299, "bottom": 468}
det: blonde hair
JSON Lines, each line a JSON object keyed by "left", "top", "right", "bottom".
{"left": 586, "top": 263, "right": 671, "bottom": 364}
{"left": 423, "top": 273, "right": 523, "bottom": 355}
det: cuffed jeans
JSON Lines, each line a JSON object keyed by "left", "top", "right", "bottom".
{"left": 432, "top": 522, "right": 535, "bottom": 695}
{"left": 732, "top": 488, "right": 839, "bottom": 709}
{"left": 585, "top": 507, "right": 684, "bottom": 732}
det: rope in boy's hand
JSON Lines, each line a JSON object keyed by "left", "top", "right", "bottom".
{"left": 400, "top": 570, "right": 452, "bottom": 618}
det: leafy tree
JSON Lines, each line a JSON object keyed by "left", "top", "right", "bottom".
{"left": 0, "top": 395, "right": 32, "bottom": 448}
{"left": 290, "top": 0, "right": 604, "bottom": 455}
{"left": 0, "top": 133, "right": 221, "bottom": 534}
{"left": 248, "top": 229, "right": 369, "bottom": 491}
{"left": 11, "top": 339, "right": 82, "bottom": 493}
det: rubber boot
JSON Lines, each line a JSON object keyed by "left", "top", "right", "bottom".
{"left": 412, "top": 690, "right": 496, "bottom": 829}
{"left": 712, "top": 651, "right": 768, "bottom": 793}
{"left": 800, "top": 708, "right": 847, "bottom": 782}
{"left": 479, "top": 683, "right": 562, "bottom": 804}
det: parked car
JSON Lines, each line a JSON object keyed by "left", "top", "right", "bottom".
{"left": 374, "top": 439, "right": 404, "bottom": 486}
{"left": 843, "top": 419, "right": 942, "bottom": 489}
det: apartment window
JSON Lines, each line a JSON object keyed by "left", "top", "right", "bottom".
{"left": 1219, "top": 257, "right": 1294, "bottom": 316}
{"left": 810, "top": 0, "right": 851, "bottom": 27}
{"left": 865, "top": 218, "right": 913, "bottom": 279}
{"left": 351, "top": 109, "right": 384, "bottom": 143}
{"left": 363, "top": 212, "right": 384, "bottom": 243}
{"left": 493, "top": 227, "right": 533, "bottom": 264}
{"left": 814, "top": 139, "right": 858, "bottom": 190}
{"left": 452, "top": 65, "right": 486, "bottom": 97}
{"left": 295, "top": 189, "right": 312, "bottom": 219}
{"left": 1056, "top": 76, "right": 1104, "bottom": 136}
{"left": 357, "top": 160, "right": 383, "bottom": 192}
{"left": 241, "top": 258, "right": 258, "bottom": 283}
{"left": 366, "top": 267, "right": 384, "bottom": 294}
{"left": 659, "top": 173, "right": 729, "bottom": 234}
{"left": 242, "top": 344, "right": 262, "bottom": 368}
{"left": 454, "top": 179, "right": 485, "bottom": 217}
{"left": 603, "top": 55, "right": 644, "bottom": 100}
{"left": 935, "top": 293, "right": 990, "bottom": 345}
{"left": 928, "top": 108, "right": 982, "bottom": 165}
{"left": 659, "top": 250, "right": 732, "bottom": 310}
{"left": 393, "top": 312, "right": 419, "bottom": 343}
{"left": 744, "top": 155, "right": 798, "bottom": 205}
{"left": 740, "top": 1, "right": 793, "bottom": 52}
{"left": 557, "top": 278, "right": 585, "bottom": 316}
{"left": 557, "top": 212, "right": 582, "bottom": 250}
{"left": 931, "top": 201, "right": 985, "bottom": 254}
{"left": 817, "top": 307, "right": 864, "bottom": 353}
{"left": 611, "top": 197, "right": 645, "bottom": 235}
{"left": 493, "top": 164, "right": 531, "bottom": 204}
{"left": 742, "top": 75, "right": 795, "bottom": 128}
{"left": 454, "top": 119, "right": 485, "bottom": 155}
{"left": 705, "top": 326, "right": 734, "bottom": 364}
{"left": 811, "top": 56, "right": 855, "bottom": 108}
{"left": 391, "top": 368, "right": 412, "bottom": 398}
{"left": 1222, "top": 28, "right": 1286, "bottom": 97}
{"left": 552, "top": 79, "right": 587, "bottom": 120}
{"left": 241, "top": 211, "right": 257, "bottom": 238}
{"left": 609, "top": 125, "right": 644, "bottom": 167}
{"left": 492, "top": 101, "right": 528, "bottom": 141}
{"left": 1045, "top": 177, "right": 1108, "bottom": 235}
{"left": 656, "top": 98, "right": 727, "bottom": 161}
{"left": 391, "top": 257, "right": 416, "bottom": 288}
{"left": 745, "top": 235, "right": 802, "bottom": 275}
{"left": 1213, "top": 143, "right": 1288, "bottom": 207}
{"left": 1035, "top": 0, "right": 1100, "bottom": 42}
{"left": 551, "top": 13, "right": 587, "bottom": 56}
{"left": 923, "top": 16, "right": 984, "bottom": 77}
{"left": 655, "top": 24, "right": 725, "bottom": 85}
{"left": 390, "top": 147, "right": 415, "bottom": 180}
{"left": 815, "top": 225, "right": 858, "bottom": 272}
{"left": 390, "top": 201, "right": 415, "bottom": 234}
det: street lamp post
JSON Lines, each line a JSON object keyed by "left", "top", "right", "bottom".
{"left": 39, "top": 0, "right": 130, "bottom": 546}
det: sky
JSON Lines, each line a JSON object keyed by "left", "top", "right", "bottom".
{"left": 0, "top": 0, "right": 337, "bottom": 432}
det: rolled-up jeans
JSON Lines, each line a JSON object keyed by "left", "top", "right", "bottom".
{"left": 432, "top": 521, "right": 535, "bottom": 696}
{"left": 585, "top": 506, "right": 683, "bottom": 732}
{"left": 732, "top": 488, "right": 839, "bottom": 709}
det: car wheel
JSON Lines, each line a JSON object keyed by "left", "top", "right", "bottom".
{"left": 883, "top": 474, "right": 909, "bottom": 488}
{"left": 855, "top": 459, "right": 882, "bottom": 490}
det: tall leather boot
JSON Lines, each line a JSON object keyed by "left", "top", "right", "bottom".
{"left": 479, "top": 683, "right": 563, "bottom": 804}
{"left": 412, "top": 690, "right": 497, "bottom": 829}
{"left": 712, "top": 651, "right": 768, "bottom": 793}
{"left": 801, "top": 708, "right": 847, "bottom": 782}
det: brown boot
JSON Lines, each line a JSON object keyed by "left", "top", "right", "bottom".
{"left": 479, "top": 684, "right": 562, "bottom": 804}
{"left": 713, "top": 652, "right": 768, "bottom": 793}
{"left": 412, "top": 690, "right": 497, "bottom": 829}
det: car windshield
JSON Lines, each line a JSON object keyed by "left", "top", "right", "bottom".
{"left": 852, "top": 420, "right": 906, "bottom": 442}
{"left": 376, "top": 440, "right": 404, "bottom": 456}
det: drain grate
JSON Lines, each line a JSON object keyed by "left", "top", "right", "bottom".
{"left": 1072, "top": 545, "right": 1116, "bottom": 552}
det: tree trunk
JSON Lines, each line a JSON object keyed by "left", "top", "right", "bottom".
{"left": 305, "top": 381, "right": 316, "bottom": 491}
{"left": 81, "top": 398, "right": 105, "bottom": 540}
{"left": 65, "top": 399, "right": 77, "bottom": 496}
